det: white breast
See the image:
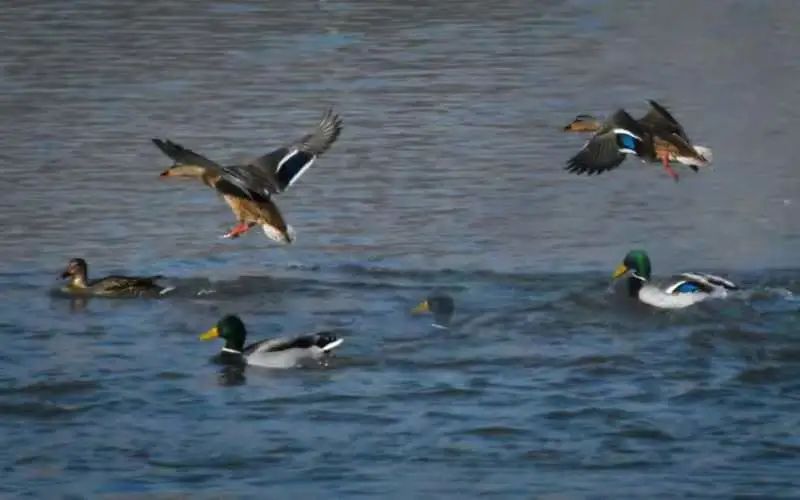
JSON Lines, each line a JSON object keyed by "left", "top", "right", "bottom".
{"left": 245, "top": 346, "right": 326, "bottom": 369}
{"left": 638, "top": 285, "right": 709, "bottom": 309}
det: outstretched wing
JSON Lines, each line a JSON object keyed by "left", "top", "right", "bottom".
{"left": 151, "top": 138, "right": 223, "bottom": 170}
{"left": 638, "top": 100, "right": 690, "bottom": 142}
{"left": 639, "top": 101, "right": 710, "bottom": 167}
{"left": 566, "top": 134, "right": 627, "bottom": 175}
{"left": 565, "top": 109, "right": 644, "bottom": 175}
{"left": 219, "top": 109, "right": 343, "bottom": 200}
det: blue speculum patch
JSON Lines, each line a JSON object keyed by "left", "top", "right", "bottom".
{"left": 619, "top": 134, "right": 637, "bottom": 150}
{"left": 674, "top": 282, "right": 701, "bottom": 293}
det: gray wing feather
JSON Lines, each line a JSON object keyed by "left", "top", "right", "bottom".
{"left": 243, "top": 332, "right": 338, "bottom": 355}
{"left": 218, "top": 165, "right": 277, "bottom": 201}
{"left": 566, "top": 133, "right": 626, "bottom": 174}
{"left": 565, "top": 109, "right": 644, "bottom": 175}
{"left": 219, "top": 109, "right": 343, "bottom": 199}
{"left": 678, "top": 272, "right": 738, "bottom": 291}
{"left": 638, "top": 100, "right": 690, "bottom": 142}
{"left": 151, "top": 139, "right": 222, "bottom": 170}
{"left": 293, "top": 108, "right": 343, "bottom": 155}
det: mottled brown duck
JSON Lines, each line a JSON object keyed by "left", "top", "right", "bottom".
{"left": 60, "top": 258, "right": 169, "bottom": 297}
{"left": 153, "top": 108, "right": 342, "bottom": 242}
{"left": 563, "top": 100, "right": 711, "bottom": 181}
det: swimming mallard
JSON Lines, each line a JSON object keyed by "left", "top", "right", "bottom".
{"left": 611, "top": 250, "right": 737, "bottom": 309}
{"left": 563, "top": 100, "right": 711, "bottom": 181}
{"left": 153, "top": 108, "right": 342, "bottom": 242}
{"left": 411, "top": 293, "right": 455, "bottom": 329}
{"left": 60, "top": 258, "right": 169, "bottom": 297}
{"left": 199, "top": 314, "right": 344, "bottom": 368}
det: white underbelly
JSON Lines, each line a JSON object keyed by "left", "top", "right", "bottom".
{"left": 638, "top": 286, "right": 708, "bottom": 309}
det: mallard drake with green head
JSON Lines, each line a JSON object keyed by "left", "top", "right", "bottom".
{"left": 563, "top": 100, "right": 711, "bottom": 181}
{"left": 154, "top": 108, "right": 342, "bottom": 242}
{"left": 411, "top": 293, "right": 455, "bottom": 329}
{"left": 611, "top": 250, "right": 737, "bottom": 309}
{"left": 199, "top": 315, "right": 344, "bottom": 369}
{"left": 60, "top": 258, "right": 170, "bottom": 297}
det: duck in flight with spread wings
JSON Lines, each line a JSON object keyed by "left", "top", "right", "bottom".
{"left": 153, "top": 108, "right": 342, "bottom": 242}
{"left": 563, "top": 100, "right": 711, "bottom": 181}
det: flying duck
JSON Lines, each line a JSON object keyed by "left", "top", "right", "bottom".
{"left": 154, "top": 108, "right": 342, "bottom": 242}
{"left": 563, "top": 100, "right": 711, "bottom": 181}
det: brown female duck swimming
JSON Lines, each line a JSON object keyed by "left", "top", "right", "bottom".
{"left": 60, "top": 258, "right": 168, "bottom": 297}
{"left": 153, "top": 108, "right": 342, "bottom": 242}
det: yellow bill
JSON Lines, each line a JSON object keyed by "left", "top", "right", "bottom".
{"left": 612, "top": 264, "right": 629, "bottom": 279}
{"left": 411, "top": 300, "right": 430, "bottom": 314}
{"left": 199, "top": 326, "right": 219, "bottom": 340}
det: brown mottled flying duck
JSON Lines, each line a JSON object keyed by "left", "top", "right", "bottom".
{"left": 563, "top": 100, "right": 711, "bottom": 181}
{"left": 153, "top": 108, "right": 342, "bottom": 242}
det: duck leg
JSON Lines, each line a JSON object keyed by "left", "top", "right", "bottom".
{"left": 660, "top": 153, "right": 679, "bottom": 182}
{"left": 222, "top": 222, "right": 256, "bottom": 239}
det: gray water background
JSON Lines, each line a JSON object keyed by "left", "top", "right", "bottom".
{"left": 1, "top": 0, "right": 799, "bottom": 497}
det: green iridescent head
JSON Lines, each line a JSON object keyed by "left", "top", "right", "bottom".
{"left": 613, "top": 249, "right": 652, "bottom": 281}
{"left": 199, "top": 314, "right": 247, "bottom": 352}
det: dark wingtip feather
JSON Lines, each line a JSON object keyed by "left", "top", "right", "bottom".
{"left": 565, "top": 159, "right": 608, "bottom": 176}
{"left": 152, "top": 138, "right": 177, "bottom": 155}
{"left": 647, "top": 99, "right": 679, "bottom": 123}
{"left": 321, "top": 107, "right": 343, "bottom": 141}
{"left": 303, "top": 107, "right": 343, "bottom": 154}
{"left": 565, "top": 157, "right": 591, "bottom": 176}
{"left": 564, "top": 162, "right": 587, "bottom": 175}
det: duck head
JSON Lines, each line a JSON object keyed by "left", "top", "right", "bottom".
{"left": 61, "top": 258, "right": 88, "bottom": 287}
{"left": 412, "top": 293, "right": 455, "bottom": 329}
{"left": 563, "top": 114, "right": 602, "bottom": 132}
{"left": 613, "top": 250, "right": 652, "bottom": 281}
{"left": 200, "top": 314, "right": 247, "bottom": 353}
{"left": 613, "top": 250, "right": 652, "bottom": 298}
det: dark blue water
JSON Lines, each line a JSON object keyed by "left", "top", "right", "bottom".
{"left": 1, "top": 0, "right": 800, "bottom": 497}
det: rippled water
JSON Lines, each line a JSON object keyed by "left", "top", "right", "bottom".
{"left": 2, "top": 0, "right": 800, "bottom": 497}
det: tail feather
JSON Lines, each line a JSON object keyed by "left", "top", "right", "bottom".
{"left": 261, "top": 223, "right": 295, "bottom": 244}
{"left": 320, "top": 337, "right": 343, "bottom": 352}
{"left": 693, "top": 145, "right": 712, "bottom": 163}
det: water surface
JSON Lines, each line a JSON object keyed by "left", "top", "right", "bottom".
{"left": 1, "top": 0, "right": 799, "bottom": 497}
